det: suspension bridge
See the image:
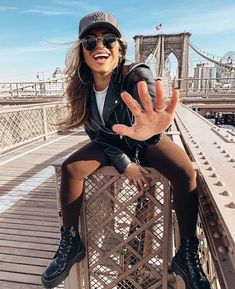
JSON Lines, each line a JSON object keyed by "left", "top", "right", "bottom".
{"left": 0, "top": 31, "right": 234, "bottom": 289}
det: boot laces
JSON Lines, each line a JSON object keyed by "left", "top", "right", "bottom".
{"left": 53, "top": 229, "right": 73, "bottom": 263}
{"left": 186, "top": 242, "right": 204, "bottom": 276}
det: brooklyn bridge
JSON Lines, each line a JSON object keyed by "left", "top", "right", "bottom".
{"left": 0, "top": 32, "right": 234, "bottom": 289}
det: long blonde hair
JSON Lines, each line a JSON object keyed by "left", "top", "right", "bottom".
{"left": 60, "top": 38, "right": 127, "bottom": 130}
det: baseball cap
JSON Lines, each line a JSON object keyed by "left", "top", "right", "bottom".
{"left": 79, "top": 11, "right": 122, "bottom": 39}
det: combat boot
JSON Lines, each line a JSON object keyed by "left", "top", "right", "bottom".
{"left": 41, "top": 226, "right": 85, "bottom": 288}
{"left": 171, "top": 237, "right": 211, "bottom": 289}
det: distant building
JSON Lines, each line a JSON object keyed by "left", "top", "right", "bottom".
{"left": 216, "top": 51, "right": 235, "bottom": 88}
{"left": 42, "top": 67, "right": 66, "bottom": 96}
{"left": 186, "top": 77, "right": 194, "bottom": 90}
{"left": 52, "top": 67, "right": 65, "bottom": 81}
{"left": 193, "top": 63, "right": 216, "bottom": 90}
{"left": 0, "top": 67, "right": 67, "bottom": 98}
{"left": 42, "top": 82, "right": 65, "bottom": 96}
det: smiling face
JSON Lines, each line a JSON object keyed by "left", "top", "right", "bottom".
{"left": 82, "top": 28, "right": 122, "bottom": 88}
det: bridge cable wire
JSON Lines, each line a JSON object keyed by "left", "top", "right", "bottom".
{"left": 189, "top": 43, "right": 235, "bottom": 72}
{"left": 145, "top": 39, "right": 161, "bottom": 66}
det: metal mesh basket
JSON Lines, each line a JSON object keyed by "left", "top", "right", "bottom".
{"left": 80, "top": 167, "right": 172, "bottom": 289}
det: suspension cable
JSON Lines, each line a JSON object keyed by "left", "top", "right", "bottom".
{"left": 189, "top": 43, "right": 235, "bottom": 71}
{"left": 145, "top": 40, "right": 161, "bottom": 65}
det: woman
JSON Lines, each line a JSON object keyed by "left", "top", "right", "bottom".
{"left": 41, "top": 11, "right": 211, "bottom": 289}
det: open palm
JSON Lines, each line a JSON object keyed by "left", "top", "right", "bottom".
{"left": 112, "top": 80, "right": 179, "bottom": 141}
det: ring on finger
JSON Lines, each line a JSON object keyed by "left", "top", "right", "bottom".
{"left": 155, "top": 105, "right": 166, "bottom": 112}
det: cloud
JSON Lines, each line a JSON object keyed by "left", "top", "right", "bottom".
{"left": 22, "top": 5, "right": 74, "bottom": 16}
{"left": 0, "top": 41, "right": 67, "bottom": 82}
{"left": 0, "top": 43, "right": 67, "bottom": 63}
{"left": 121, "top": 4, "right": 235, "bottom": 38}
{"left": 22, "top": 1, "right": 100, "bottom": 16}
{"left": 53, "top": 0, "right": 99, "bottom": 11}
{"left": 1, "top": 1, "right": 99, "bottom": 16}
{"left": 165, "top": 5, "right": 235, "bottom": 35}
{"left": 0, "top": 6, "right": 18, "bottom": 11}
{"left": 44, "top": 37, "right": 76, "bottom": 45}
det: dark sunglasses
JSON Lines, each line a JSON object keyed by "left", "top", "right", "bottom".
{"left": 81, "top": 34, "right": 119, "bottom": 51}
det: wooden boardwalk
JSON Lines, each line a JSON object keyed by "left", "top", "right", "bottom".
{"left": 0, "top": 130, "right": 89, "bottom": 289}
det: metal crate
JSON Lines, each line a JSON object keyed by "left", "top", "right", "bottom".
{"left": 52, "top": 163, "right": 172, "bottom": 289}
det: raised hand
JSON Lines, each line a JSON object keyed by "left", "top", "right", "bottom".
{"left": 112, "top": 80, "right": 179, "bottom": 141}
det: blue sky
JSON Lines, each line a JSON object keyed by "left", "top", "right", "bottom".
{"left": 0, "top": 0, "right": 234, "bottom": 82}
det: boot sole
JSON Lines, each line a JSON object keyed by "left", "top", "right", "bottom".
{"left": 171, "top": 259, "right": 193, "bottom": 289}
{"left": 41, "top": 247, "right": 85, "bottom": 289}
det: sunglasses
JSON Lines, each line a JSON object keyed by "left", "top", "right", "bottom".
{"left": 81, "top": 34, "right": 119, "bottom": 51}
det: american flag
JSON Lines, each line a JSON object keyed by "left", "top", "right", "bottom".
{"left": 156, "top": 24, "right": 162, "bottom": 30}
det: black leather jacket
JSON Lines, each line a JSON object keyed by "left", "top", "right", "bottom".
{"left": 84, "top": 60, "right": 161, "bottom": 173}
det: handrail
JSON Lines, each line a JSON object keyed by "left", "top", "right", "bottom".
{"left": 174, "top": 105, "right": 235, "bottom": 289}
{"left": 172, "top": 77, "right": 235, "bottom": 98}
{"left": 0, "top": 101, "right": 67, "bottom": 155}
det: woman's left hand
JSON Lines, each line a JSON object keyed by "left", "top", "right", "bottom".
{"left": 123, "top": 162, "right": 149, "bottom": 191}
{"left": 112, "top": 80, "right": 179, "bottom": 141}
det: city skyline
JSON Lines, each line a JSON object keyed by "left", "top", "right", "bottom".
{"left": 0, "top": 0, "right": 235, "bottom": 82}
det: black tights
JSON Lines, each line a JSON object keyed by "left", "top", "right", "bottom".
{"left": 60, "top": 135, "right": 198, "bottom": 239}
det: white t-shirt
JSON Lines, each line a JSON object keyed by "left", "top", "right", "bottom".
{"left": 93, "top": 85, "right": 109, "bottom": 125}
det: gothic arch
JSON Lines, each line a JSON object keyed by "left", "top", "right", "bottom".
{"left": 165, "top": 52, "right": 179, "bottom": 77}
{"left": 134, "top": 32, "right": 191, "bottom": 82}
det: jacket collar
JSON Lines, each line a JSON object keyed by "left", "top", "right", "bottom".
{"left": 89, "top": 85, "right": 103, "bottom": 125}
{"left": 89, "top": 69, "right": 121, "bottom": 125}
{"left": 102, "top": 75, "right": 121, "bottom": 124}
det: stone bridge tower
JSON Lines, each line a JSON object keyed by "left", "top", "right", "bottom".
{"left": 134, "top": 32, "right": 191, "bottom": 82}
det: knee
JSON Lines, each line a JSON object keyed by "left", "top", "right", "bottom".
{"left": 172, "top": 164, "right": 197, "bottom": 191}
{"left": 61, "top": 161, "right": 85, "bottom": 179}
{"left": 185, "top": 163, "right": 197, "bottom": 182}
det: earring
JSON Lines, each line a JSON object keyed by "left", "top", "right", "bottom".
{"left": 77, "top": 64, "right": 89, "bottom": 85}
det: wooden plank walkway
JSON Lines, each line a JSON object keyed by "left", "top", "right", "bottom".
{"left": 0, "top": 130, "right": 89, "bottom": 289}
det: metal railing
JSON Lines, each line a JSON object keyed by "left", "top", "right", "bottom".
{"left": 1, "top": 77, "right": 234, "bottom": 99}
{"left": 175, "top": 77, "right": 235, "bottom": 97}
{"left": 0, "top": 78, "right": 67, "bottom": 98}
{"left": 174, "top": 107, "right": 235, "bottom": 289}
{"left": 0, "top": 101, "right": 67, "bottom": 155}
